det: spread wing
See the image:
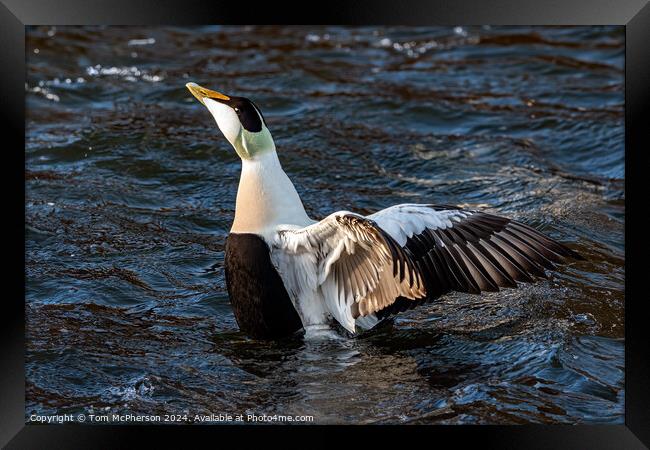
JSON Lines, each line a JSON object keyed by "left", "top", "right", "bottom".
{"left": 271, "top": 212, "right": 425, "bottom": 333}
{"left": 271, "top": 204, "right": 581, "bottom": 334}
{"left": 369, "top": 204, "right": 583, "bottom": 319}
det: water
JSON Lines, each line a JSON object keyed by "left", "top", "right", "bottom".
{"left": 25, "top": 26, "right": 624, "bottom": 424}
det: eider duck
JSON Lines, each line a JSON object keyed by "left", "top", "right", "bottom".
{"left": 186, "top": 82, "right": 583, "bottom": 340}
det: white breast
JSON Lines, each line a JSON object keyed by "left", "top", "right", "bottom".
{"left": 231, "top": 151, "right": 313, "bottom": 235}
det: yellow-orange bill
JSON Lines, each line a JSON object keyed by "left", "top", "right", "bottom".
{"left": 186, "top": 82, "right": 230, "bottom": 105}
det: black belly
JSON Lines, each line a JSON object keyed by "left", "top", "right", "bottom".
{"left": 224, "top": 233, "right": 303, "bottom": 339}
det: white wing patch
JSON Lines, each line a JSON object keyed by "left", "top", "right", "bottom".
{"left": 369, "top": 204, "right": 471, "bottom": 246}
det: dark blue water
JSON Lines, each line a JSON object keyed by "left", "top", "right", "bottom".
{"left": 25, "top": 26, "right": 624, "bottom": 424}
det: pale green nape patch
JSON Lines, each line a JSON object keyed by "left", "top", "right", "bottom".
{"left": 237, "top": 126, "right": 276, "bottom": 160}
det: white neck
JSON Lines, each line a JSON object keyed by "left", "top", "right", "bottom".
{"left": 231, "top": 151, "right": 312, "bottom": 234}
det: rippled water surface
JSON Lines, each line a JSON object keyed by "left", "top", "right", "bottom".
{"left": 25, "top": 26, "right": 624, "bottom": 424}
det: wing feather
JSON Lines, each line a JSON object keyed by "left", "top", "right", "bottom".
{"left": 369, "top": 204, "right": 582, "bottom": 320}
{"left": 272, "top": 204, "right": 581, "bottom": 331}
{"left": 272, "top": 212, "right": 426, "bottom": 333}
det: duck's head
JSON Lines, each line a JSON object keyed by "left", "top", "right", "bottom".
{"left": 186, "top": 82, "right": 274, "bottom": 160}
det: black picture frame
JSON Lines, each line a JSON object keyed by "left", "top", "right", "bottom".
{"left": 2, "top": 1, "right": 648, "bottom": 447}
